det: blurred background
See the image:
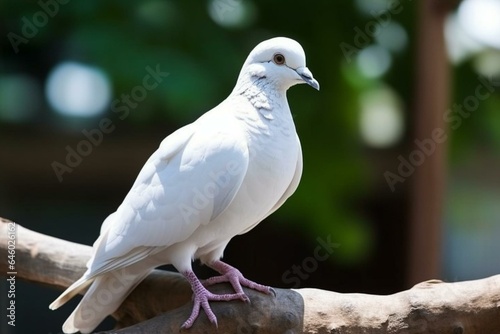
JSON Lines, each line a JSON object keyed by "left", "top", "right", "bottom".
{"left": 1, "top": 0, "right": 499, "bottom": 333}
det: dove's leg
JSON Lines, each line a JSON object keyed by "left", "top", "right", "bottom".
{"left": 204, "top": 260, "right": 275, "bottom": 296}
{"left": 181, "top": 270, "right": 245, "bottom": 329}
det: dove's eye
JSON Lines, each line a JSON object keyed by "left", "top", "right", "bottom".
{"left": 273, "top": 53, "right": 286, "bottom": 65}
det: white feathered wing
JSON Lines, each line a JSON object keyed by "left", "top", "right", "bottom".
{"left": 49, "top": 103, "right": 252, "bottom": 333}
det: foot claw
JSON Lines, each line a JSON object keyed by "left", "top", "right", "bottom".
{"left": 241, "top": 293, "right": 251, "bottom": 303}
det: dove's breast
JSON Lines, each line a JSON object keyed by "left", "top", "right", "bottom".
{"left": 240, "top": 105, "right": 299, "bottom": 218}
{"left": 194, "top": 95, "right": 301, "bottom": 248}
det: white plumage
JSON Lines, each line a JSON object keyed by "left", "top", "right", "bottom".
{"left": 50, "top": 36, "right": 319, "bottom": 332}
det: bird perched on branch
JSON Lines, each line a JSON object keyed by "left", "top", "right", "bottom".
{"left": 49, "top": 36, "right": 319, "bottom": 333}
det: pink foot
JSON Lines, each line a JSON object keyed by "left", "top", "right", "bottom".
{"left": 181, "top": 270, "right": 243, "bottom": 329}
{"left": 204, "top": 260, "right": 276, "bottom": 299}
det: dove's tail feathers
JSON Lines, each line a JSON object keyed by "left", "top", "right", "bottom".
{"left": 61, "top": 266, "right": 153, "bottom": 334}
{"left": 49, "top": 276, "right": 94, "bottom": 310}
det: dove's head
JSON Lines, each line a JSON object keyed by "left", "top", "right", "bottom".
{"left": 236, "top": 37, "right": 320, "bottom": 92}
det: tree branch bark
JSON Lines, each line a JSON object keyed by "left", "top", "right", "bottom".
{"left": 1, "top": 217, "right": 499, "bottom": 333}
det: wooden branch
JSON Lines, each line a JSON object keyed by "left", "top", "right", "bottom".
{"left": 1, "top": 217, "right": 500, "bottom": 333}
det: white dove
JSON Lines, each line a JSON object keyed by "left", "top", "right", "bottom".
{"left": 49, "top": 36, "right": 319, "bottom": 332}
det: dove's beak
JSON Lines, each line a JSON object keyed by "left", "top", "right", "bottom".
{"left": 296, "top": 66, "right": 320, "bottom": 91}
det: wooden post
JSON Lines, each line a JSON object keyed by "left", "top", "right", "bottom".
{"left": 407, "top": 0, "right": 452, "bottom": 286}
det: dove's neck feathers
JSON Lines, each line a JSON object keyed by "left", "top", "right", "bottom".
{"left": 231, "top": 63, "right": 290, "bottom": 120}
